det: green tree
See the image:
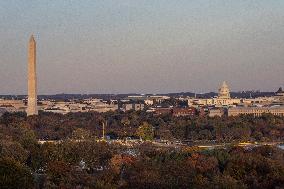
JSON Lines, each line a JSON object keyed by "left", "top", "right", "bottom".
{"left": 137, "top": 122, "right": 154, "bottom": 141}
{"left": 121, "top": 117, "right": 130, "bottom": 126}
{"left": 71, "top": 128, "right": 91, "bottom": 140}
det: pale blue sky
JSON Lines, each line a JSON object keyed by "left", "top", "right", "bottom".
{"left": 0, "top": 0, "right": 283, "bottom": 94}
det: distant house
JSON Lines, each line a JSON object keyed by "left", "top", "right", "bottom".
{"left": 121, "top": 103, "right": 144, "bottom": 112}
{"left": 154, "top": 107, "right": 197, "bottom": 117}
{"left": 172, "top": 107, "right": 196, "bottom": 117}
{"left": 154, "top": 108, "right": 172, "bottom": 115}
{"left": 133, "top": 103, "right": 144, "bottom": 111}
{"left": 209, "top": 108, "right": 225, "bottom": 117}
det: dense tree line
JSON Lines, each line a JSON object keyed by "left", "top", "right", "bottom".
{"left": 0, "top": 112, "right": 283, "bottom": 188}
{"left": 1, "top": 111, "right": 283, "bottom": 142}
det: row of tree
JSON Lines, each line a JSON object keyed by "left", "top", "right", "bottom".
{"left": 1, "top": 139, "right": 283, "bottom": 188}
{"left": 0, "top": 111, "right": 283, "bottom": 188}
{"left": 1, "top": 111, "right": 283, "bottom": 142}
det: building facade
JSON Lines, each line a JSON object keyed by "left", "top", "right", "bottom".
{"left": 228, "top": 106, "right": 284, "bottom": 117}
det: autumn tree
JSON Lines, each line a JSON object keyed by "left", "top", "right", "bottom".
{"left": 137, "top": 122, "right": 154, "bottom": 141}
{"left": 0, "top": 157, "right": 34, "bottom": 189}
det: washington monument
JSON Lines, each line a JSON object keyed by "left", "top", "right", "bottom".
{"left": 27, "top": 35, "right": 38, "bottom": 116}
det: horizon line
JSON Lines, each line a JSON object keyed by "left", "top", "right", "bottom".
{"left": 0, "top": 90, "right": 277, "bottom": 97}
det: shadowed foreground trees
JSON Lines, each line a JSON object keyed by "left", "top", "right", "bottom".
{"left": 0, "top": 112, "right": 283, "bottom": 188}
{"left": 0, "top": 140, "right": 283, "bottom": 188}
{"left": 0, "top": 158, "right": 34, "bottom": 189}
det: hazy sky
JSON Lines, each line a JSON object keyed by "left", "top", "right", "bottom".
{"left": 0, "top": 0, "right": 283, "bottom": 94}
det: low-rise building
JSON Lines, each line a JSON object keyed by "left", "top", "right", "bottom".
{"left": 0, "top": 99, "right": 26, "bottom": 113}
{"left": 209, "top": 108, "right": 225, "bottom": 117}
{"left": 153, "top": 107, "right": 197, "bottom": 117}
{"left": 228, "top": 106, "right": 284, "bottom": 117}
{"left": 144, "top": 99, "right": 154, "bottom": 105}
{"left": 133, "top": 103, "right": 144, "bottom": 111}
{"left": 0, "top": 99, "right": 26, "bottom": 109}
{"left": 127, "top": 95, "right": 170, "bottom": 104}
{"left": 172, "top": 107, "right": 196, "bottom": 117}
{"left": 242, "top": 97, "right": 275, "bottom": 106}
{"left": 121, "top": 103, "right": 144, "bottom": 111}
{"left": 154, "top": 108, "right": 172, "bottom": 115}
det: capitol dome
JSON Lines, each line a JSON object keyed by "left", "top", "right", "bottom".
{"left": 218, "top": 81, "right": 230, "bottom": 99}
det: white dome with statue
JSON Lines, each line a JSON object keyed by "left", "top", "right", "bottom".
{"left": 218, "top": 81, "right": 230, "bottom": 99}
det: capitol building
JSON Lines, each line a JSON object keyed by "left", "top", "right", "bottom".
{"left": 189, "top": 81, "right": 241, "bottom": 107}
{"left": 212, "top": 81, "right": 241, "bottom": 106}
{"left": 198, "top": 82, "right": 284, "bottom": 117}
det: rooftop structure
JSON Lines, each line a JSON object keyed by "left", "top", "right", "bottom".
{"left": 276, "top": 87, "right": 284, "bottom": 95}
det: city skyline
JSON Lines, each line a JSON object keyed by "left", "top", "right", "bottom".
{"left": 0, "top": 1, "right": 284, "bottom": 95}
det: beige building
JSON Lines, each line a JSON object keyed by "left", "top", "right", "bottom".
{"left": 209, "top": 108, "right": 225, "bottom": 117}
{"left": 42, "top": 99, "right": 118, "bottom": 114}
{"left": 228, "top": 106, "right": 284, "bottom": 117}
{"left": 241, "top": 97, "right": 275, "bottom": 106}
{"left": 241, "top": 87, "right": 284, "bottom": 106}
{"left": 0, "top": 99, "right": 25, "bottom": 109}
{"left": 0, "top": 99, "right": 26, "bottom": 113}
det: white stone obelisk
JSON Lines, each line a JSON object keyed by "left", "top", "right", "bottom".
{"left": 27, "top": 35, "right": 38, "bottom": 116}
